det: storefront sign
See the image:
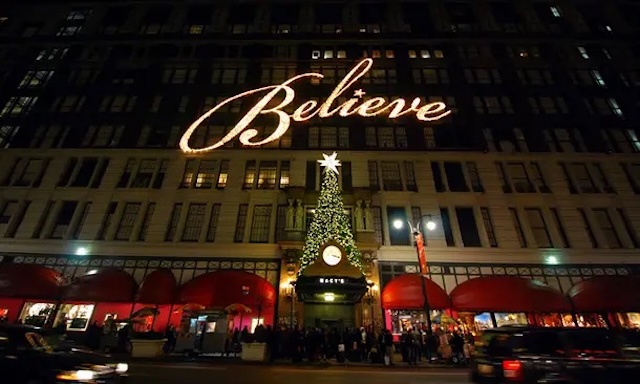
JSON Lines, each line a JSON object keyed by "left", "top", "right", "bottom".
{"left": 319, "top": 278, "right": 345, "bottom": 284}
{"left": 180, "top": 58, "right": 452, "bottom": 153}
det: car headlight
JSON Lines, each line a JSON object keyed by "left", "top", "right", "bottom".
{"left": 115, "top": 362, "right": 128, "bottom": 374}
{"left": 56, "top": 369, "right": 95, "bottom": 381}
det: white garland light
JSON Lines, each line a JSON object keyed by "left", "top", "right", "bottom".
{"left": 179, "top": 58, "right": 452, "bottom": 154}
{"left": 299, "top": 153, "right": 363, "bottom": 275}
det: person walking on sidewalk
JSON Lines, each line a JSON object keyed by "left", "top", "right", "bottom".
{"left": 380, "top": 329, "right": 394, "bottom": 365}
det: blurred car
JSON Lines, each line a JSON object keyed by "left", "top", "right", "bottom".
{"left": 470, "top": 326, "right": 640, "bottom": 383}
{"left": 0, "top": 324, "right": 128, "bottom": 383}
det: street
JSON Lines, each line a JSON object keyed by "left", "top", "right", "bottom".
{"left": 127, "top": 363, "right": 469, "bottom": 384}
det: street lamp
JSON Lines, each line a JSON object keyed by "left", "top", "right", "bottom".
{"left": 408, "top": 214, "right": 437, "bottom": 335}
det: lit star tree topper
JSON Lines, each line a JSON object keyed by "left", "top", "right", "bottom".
{"left": 298, "top": 152, "right": 364, "bottom": 275}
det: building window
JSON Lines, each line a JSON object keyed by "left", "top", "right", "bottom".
{"left": 497, "top": 162, "right": 550, "bottom": 193}
{"left": 365, "top": 127, "right": 408, "bottom": 149}
{"left": 250, "top": 205, "right": 272, "bottom": 243}
{"left": 308, "top": 127, "right": 350, "bottom": 148}
{"left": 368, "top": 161, "right": 379, "bottom": 190}
{"left": 57, "top": 158, "right": 109, "bottom": 188}
{"left": 211, "top": 66, "right": 247, "bottom": 84}
{"left": 455, "top": 207, "right": 482, "bottom": 247}
{"left": 162, "top": 68, "right": 197, "bottom": 84}
{"left": 234, "top": 204, "right": 248, "bottom": 243}
{"left": 381, "top": 162, "right": 403, "bottom": 191}
{"left": 2, "top": 158, "right": 49, "bottom": 188}
{"left": 182, "top": 203, "right": 207, "bottom": 242}
{"left": 413, "top": 68, "right": 449, "bottom": 84}
{"left": 96, "top": 202, "right": 116, "bottom": 240}
{"left": 206, "top": 204, "right": 221, "bottom": 242}
{"left": 473, "top": 96, "right": 513, "bottom": 114}
{"left": 116, "top": 159, "right": 169, "bottom": 189}
{"left": 560, "top": 162, "right": 613, "bottom": 194}
{"left": 387, "top": 207, "right": 410, "bottom": 246}
{"left": 165, "top": 203, "right": 183, "bottom": 242}
{"left": 81, "top": 125, "right": 124, "bottom": 147}
{"left": 99, "top": 95, "right": 137, "bottom": 113}
{"left": 550, "top": 208, "right": 570, "bottom": 248}
{"left": 56, "top": 26, "right": 82, "bottom": 37}
{"left": 18, "top": 70, "right": 54, "bottom": 89}
{"left": 480, "top": 207, "right": 498, "bottom": 247}
{"left": 0, "top": 200, "right": 28, "bottom": 238}
{"left": 525, "top": 208, "right": 553, "bottom": 248}
{"left": 621, "top": 163, "right": 640, "bottom": 194}
{"left": 372, "top": 206, "right": 383, "bottom": 245}
{"left": 616, "top": 209, "right": 639, "bottom": 248}
{"left": 509, "top": 208, "right": 527, "bottom": 248}
{"left": 115, "top": 203, "right": 141, "bottom": 241}
{"left": 593, "top": 209, "right": 621, "bottom": 248}
{"left": 138, "top": 203, "right": 156, "bottom": 241}
{"left": 440, "top": 207, "right": 455, "bottom": 246}
{"left": 180, "top": 159, "right": 228, "bottom": 189}
{"left": 50, "top": 201, "right": 79, "bottom": 239}
{"left": 242, "top": 160, "right": 289, "bottom": 189}
{"left": 577, "top": 208, "right": 598, "bottom": 248}
{"left": 0, "top": 200, "right": 18, "bottom": 227}
{"left": 0, "top": 96, "right": 39, "bottom": 117}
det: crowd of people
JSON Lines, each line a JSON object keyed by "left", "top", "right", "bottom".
{"left": 225, "top": 324, "right": 475, "bottom": 365}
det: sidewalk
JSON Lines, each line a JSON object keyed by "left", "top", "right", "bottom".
{"left": 122, "top": 354, "right": 467, "bottom": 369}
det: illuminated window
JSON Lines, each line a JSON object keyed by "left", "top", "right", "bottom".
{"left": 324, "top": 50, "right": 333, "bottom": 59}
{"left": 550, "top": 6, "right": 562, "bottom": 18}
{"left": 385, "top": 50, "right": 395, "bottom": 58}
{"left": 56, "top": 26, "right": 82, "bottom": 37}
{"left": 408, "top": 50, "right": 417, "bottom": 58}
{"left": 577, "top": 46, "right": 589, "bottom": 59}
{"left": 337, "top": 50, "right": 346, "bottom": 58}
{"left": 18, "top": 70, "right": 54, "bottom": 88}
{"left": 0, "top": 96, "right": 39, "bottom": 117}
{"left": 180, "top": 159, "right": 227, "bottom": 189}
{"left": 116, "top": 159, "right": 168, "bottom": 189}
{"left": 188, "top": 25, "right": 204, "bottom": 34}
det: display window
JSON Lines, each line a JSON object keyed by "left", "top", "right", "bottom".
{"left": 20, "top": 302, "right": 55, "bottom": 327}
{"left": 251, "top": 318, "right": 264, "bottom": 332}
{"left": 534, "top": 313, "right": 575, "bottom": 327}
{"left": 616, "top": 313, "right": 640, "bottom": 328}
{"left": 495, "top": 312, "right": 528, "bottom": 327}
{"left": 53, "top": 304, "right": 95, "bottom": 331}
{"left": 189, "top": 315, "right": 217, "bottom": 334}
{"left": 0, "top": 308, "right": 8, "bottom": 322}
{"left": 574, "top": 314, "right": 607, "bottom": 328}
{"left": 387, "top": 309, "right": 442, "bottom": 335}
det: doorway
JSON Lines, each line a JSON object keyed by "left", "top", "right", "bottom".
{"left": 304, "top": 303, "right": 355, "bottom": 330}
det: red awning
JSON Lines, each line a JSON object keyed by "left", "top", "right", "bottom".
{"left": 177, "top": 270, "right": 276, "bottom": 309}
{"left": 568, "top": 276, "right": 640, "bottom": 312}
{"left": 450, "top": 276, "right": 571, "bottom": 313}
{"left": 136, "top": 268, "right": 177, "bottom": 304}
{"left": 381, "top": 274, "right": 451, "bottom": 310}
{"left": 0, "top": 263, "right": 62, "bottom": 300}
{"left": 63, "top": 268, "right": 137, "bottom": 303}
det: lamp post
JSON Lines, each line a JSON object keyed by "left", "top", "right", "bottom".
{"left": 407, "top": 215, "right": 438, "bottom": 334}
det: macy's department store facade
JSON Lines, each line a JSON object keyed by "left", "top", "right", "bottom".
{"left": 1, "top": 58, "right": 639, "bottom": 335}
{"left": 1, "top": 246, "right": 639, "bottom": 336}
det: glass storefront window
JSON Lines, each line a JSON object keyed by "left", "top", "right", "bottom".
{"left": 54, "top": 304, "right": 95, "bottom": 331}
{"left": 575, "top": 314, "right": 607, "bottom": 328}
{"left": 20, "top": 302, "right": 55, "bottom": 327}
{"left": 388, "top": 310, "right": 441, "bottom": 335}
{"left": 617, "top": 312, "right": 640, "bottom": 328}
{"left": 495, "top": 312, "right": 528, "bottom": 327}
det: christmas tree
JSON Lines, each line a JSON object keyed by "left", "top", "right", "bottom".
{"left": 298, "top": 152, "right": 364, "bottom": 275}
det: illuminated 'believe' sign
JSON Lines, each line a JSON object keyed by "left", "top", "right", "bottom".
{"left": 180, "top": 59, "right": 452, "bottom": 153}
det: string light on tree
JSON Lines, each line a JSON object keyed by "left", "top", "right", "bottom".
{"left": 298, "top": 153, "right": 364, "bottom": 275}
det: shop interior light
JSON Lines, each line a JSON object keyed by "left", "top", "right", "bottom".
{"left": 545, "top": 255, "right": 559, "bottom": 265}
{"left": 392, "top": 219, "right": 403, "bottom": 230}
{"left": 323, "top": 293, "right": 335, "bottom": 302}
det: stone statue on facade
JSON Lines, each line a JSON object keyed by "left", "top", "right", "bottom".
{"left": 286, "top": 199, "right": 295, "bottom": 229}
{"left": 354, "top": 200, "right": 364, "bottom": 232}
{"left": 364, "top": 200, "right": 374, "bottom": 231}
{"left": 295, "top": 199, "right": 305, "bottom": 230}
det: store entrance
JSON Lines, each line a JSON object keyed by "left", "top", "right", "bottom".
{"left": 304, "top": 303, "right": 355, "bottom": 330}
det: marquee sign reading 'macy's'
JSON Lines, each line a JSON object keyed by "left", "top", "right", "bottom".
{"left": 180, "top": 58, "right": 452, "bottom": 154}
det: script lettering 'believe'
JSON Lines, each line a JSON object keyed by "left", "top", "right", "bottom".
{"left": 180, "top": 58, "right": 452, "bottom": 153}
